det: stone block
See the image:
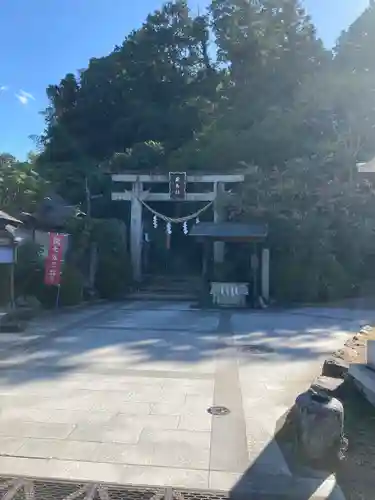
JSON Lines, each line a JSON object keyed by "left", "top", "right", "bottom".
{"left": 116, "top": 463, "right": 209, "bottom": 489}
{"left": 150, "top": 400, "right": 185, "bottom": 415}
{"left": 120, "top": 387, "right": 185, "bottom": 404}
{"left": 0, "top": 421, "right": 74, "bottom": 439}
{"left": 68, "top": 422, "right": 143, "bottom": 444}
{"left": 150, "top": 440, "right": 210, "bottom": 469}
{"left": 178, "top": 412, "right": 212, "bottom": 432}
{"left": 140, "top": 428, "right": 211, "bottom": 448}
{"left": 16, "top": 439, "right": 99, "bottom": 461}
{"left": 0, "top": 437, "right": 25, "bottom": 455}
{"left": 111, "top": 414, "right": 179, "bottom": 430}
{"left": 311, "top": 376, "right": 345, "bottom": 396}
{"left": 322, "top": 357, "right": 349, "bottom": 378}
{"left": 93, "top": 442, "right": 153, "bottom": 466}
{"left": 116, "top": 402, "right": 152, "bottom": 415}
{"left": 139, "top": 429, "right": 211, "bottom": 469}
{"left": 0, "top": 455, "right": 130, "bottom": 484}
{"left": 0, "top": 408, "right": 115, "bottom": 425}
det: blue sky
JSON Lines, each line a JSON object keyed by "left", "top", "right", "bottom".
{"left": 0, "top": 0, "right": 370, "bottom": 160}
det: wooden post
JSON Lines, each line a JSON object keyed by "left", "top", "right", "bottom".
{"left": 10, "top": 262, "right": 15, "bottom": 309}
{"left": 130, "top": 178, "right": 143, "bottom": 282}
{"left": 213, "top": 182, "right": 225, "bottom": 264}
{"left": 250, "top": 247, "right": 259, "bottom": 303}
{"left": 201, "top": 239, "right": 210, "bottom": 303}
{"left": 261, "top": 248, "right": 270, "bottom": 301}
{"left": 202, "top": 240, "right": 209, "bottom": 280}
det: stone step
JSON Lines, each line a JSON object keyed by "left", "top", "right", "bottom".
{"left": 143, "top": 275, "right": 201, "bottom": 284}
{"left": 127, "top": 291, "right": 196, "bottom": 301}
{"left": 134, "top": 285, "right": 197, "bottom": 291}
{"left": 130, "top": 274, "right": 201, "bottom": 301}
{"left": 349, "top": 363, "right": 375, "bottom": 407}
{"left": 142, "top": 283, "right": 200, "bottom": 291}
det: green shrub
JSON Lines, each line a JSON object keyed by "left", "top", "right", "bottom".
{"left": 0, "top": 241, "right": 44, "bottom": 307}
{"left": 65, "top": 217, "right": 132, "bottom": 300}
{"left": 37, "top": 263, "right": 84, "bottom": 308}
{"left": 95, "top": 255, "right": 132, "bottom": 299}
{"left": 93, "top": 219, "right": 132, "bottom": 299}
{"left": 271, "top": 250, "right": 353, "bottom": 304}
{"left": 14, "top": 241, "right": 44, "bottom": 297}
{"left": 59, "top": 264, "right": 84, "bottom": 306}
{"left": 0, "top": 266, "right": 11, "bottom": 305}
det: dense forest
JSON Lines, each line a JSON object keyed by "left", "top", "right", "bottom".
{"left": 2, "top": 0, "right": 375, "bottom": 302}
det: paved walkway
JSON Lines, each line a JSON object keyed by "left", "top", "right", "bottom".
{"left": 0, "top": 301, "right": 373, "bottom": 497}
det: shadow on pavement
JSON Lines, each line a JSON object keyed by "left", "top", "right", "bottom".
{"left": 230, "top": 408, "right": 343, "bottom": 499}
{"left": 0, "top": 302, "right": 371, "bottom": 387}
{"left": 0, "top": 302, "right": 372, "bottom": 499}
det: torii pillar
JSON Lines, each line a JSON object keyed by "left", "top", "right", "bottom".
{"left": 213, "top": 182, "right": 225, "bottom": 264}
{"left": 130, "top": 179, "right": 143, "bottom": 282}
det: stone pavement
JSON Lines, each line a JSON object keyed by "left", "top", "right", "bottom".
{"left": 0, "top": 301, "right": 373, "bottom": 498}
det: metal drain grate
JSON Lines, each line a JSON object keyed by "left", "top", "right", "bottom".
{"left": 238, "top": 344, "right": 274, "bottom": 354}
{"left": 0, "top": 477, "right": 232, "bottom": 500}
{"left": 207, "top": 406, "right": 230, "bottom": 416}
{"left": 0, "top": 477, "right": 165, "bottom": 500}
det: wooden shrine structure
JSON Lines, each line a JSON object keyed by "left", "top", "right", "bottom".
{"left": 111, "top": 172, "right": 270, "bottom": 302}
{"left": 111, "top": 173, "right": 244, "bottom": 280}
{"left": 189, "top": 221, "right": 269, "bottom": 305}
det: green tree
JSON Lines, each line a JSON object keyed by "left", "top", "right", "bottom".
{"left": 32, "top": 0, "right": 375, "bottom": 303}
{"left": 334, "top": 2, "right": 375, "bottom": 73}
{"left": 37, "top": 1, "right": 218, "bottom": 200}
{"left": 0, "top": 153, "right": 48, "bottom": 214}
{"left": 331, "top": 2, "right": 375, "bottom": 162}
{"left": 171, "top": 0, "right": 328, "bottom": 171}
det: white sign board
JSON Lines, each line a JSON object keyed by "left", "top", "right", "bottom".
{"left": 0, "top": 247, "right": 14, "bottom": 264}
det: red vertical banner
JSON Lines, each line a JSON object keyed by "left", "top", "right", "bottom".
{"left": 44, "top": 233, "right": 66, "bottom": 286}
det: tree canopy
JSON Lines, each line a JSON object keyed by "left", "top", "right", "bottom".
{"left": 0, "top": 153, "right": 48, "bottom": 215}
{"left": 11, "top": 0, "right": 375, "bottom": 301}
{"left": 37, "top": 1, "right": 375, "bottom": 180}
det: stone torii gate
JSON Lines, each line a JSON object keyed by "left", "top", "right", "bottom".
{"left": 111, "top": 173, "right": 245, "bottom": 282}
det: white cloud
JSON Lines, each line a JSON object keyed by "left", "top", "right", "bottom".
{"left": 15, "top": 93, "right": 28, "bottom": 104}
{"left": 20, "top": 89, "right": 35, "bottom": 101}
{"left": 15, "top": 89, "right": 35, "bottom": 105}
{"left": 0, "top": 85, "right": 8, "bottom": 92}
